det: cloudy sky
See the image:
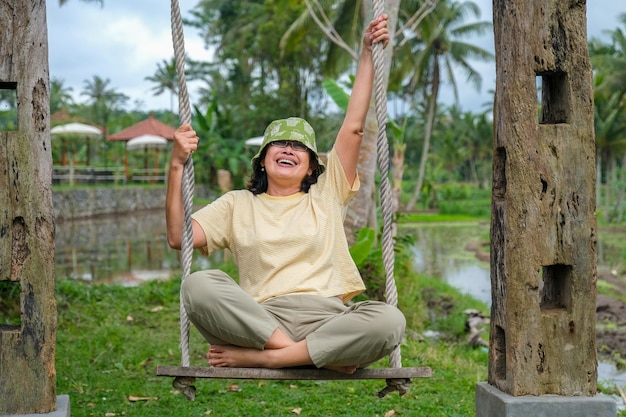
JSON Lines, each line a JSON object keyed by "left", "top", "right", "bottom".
{"left": 47, "top": 1, "right": 626, "bottom": 114}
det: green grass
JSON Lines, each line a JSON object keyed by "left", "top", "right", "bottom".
{"left": 56, "top": 274, "right": 490, "bottom": 417}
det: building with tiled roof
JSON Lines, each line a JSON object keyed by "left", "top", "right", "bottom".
{"left": 107, "top": 114, "right": 175, "bottom": 141}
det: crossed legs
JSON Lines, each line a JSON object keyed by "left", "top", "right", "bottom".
{"left": 182, "top": 269, "right": 405, "bottom": 374}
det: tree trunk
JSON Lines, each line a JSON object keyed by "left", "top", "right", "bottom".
{"left": 615, "top": 155, "right": 626, "bottom": 224}
{"left": 405, "top": 59, "right": 440, "bottom": 211}
{"left": 0, "top": 0, "right": 57, "bottom": 414}
{"left": 391, "top": 141, "right": 406, "bottom": 238}
{"left": 343, "top": 0, "right": 400, "bottom": 243}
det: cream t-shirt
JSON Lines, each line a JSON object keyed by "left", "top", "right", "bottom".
{"left": 192, "top": 147, "right": 366, "bottom": 303}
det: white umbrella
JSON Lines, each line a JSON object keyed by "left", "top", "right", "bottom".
{"left": 126, "top": 134, "right": 169, "bottom": 172}
{"left": 244, "top": 136, "right": 264, "bottom": 147}
{"left": 50, "top": 122, "right": 103, "bottom": 168}
{"left": 126, "top": 134, "right": 168, "bottom": 151}
{"left": 51, "top": 122, "right": 103, "bottom": 137}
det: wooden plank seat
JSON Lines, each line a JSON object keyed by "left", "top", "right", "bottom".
{"left": 156, "top": 365, "right": 432, "bottom": 380}
{"left": 157, "top": 365, "right": 432, "bottom": 400}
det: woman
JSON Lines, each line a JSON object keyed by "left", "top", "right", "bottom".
{"left": 166, "top": 14, "right": 404, "bottom": 374}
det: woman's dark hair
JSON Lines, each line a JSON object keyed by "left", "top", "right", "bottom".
{"left": 247, "top": 147, "right": 322, "bottom": 195}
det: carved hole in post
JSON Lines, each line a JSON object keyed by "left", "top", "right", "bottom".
{"left": 536, "top": 72, "right": 569, "bottom": 124}
{"left": 540, "top": 264, "right": 572, "bottom": 311}
{"left": 0, "top": 82, "right": 18, "bottom": 131}
{"left": 494, "top": 325, "right": 506, "bottom": 380}
{"left": 0, "top": 280, "right": 21, "bottom": 329}
{"left": 492, "top": 147, "right": 507, "bottom": 201}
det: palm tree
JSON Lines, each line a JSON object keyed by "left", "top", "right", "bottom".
{"left": 145, "top": 58, "right": 179, "bottom": 113}
{"left": 402, "top": 0, "right": 493, "bottom": 210}
{"left": 81, "top": 75, "right": 128, "bottom": 129}
{"left": 590, "top": 16, "right": 626, "bottom": 222}
{"left": 50, "top": 78, "right": 75, "bottom": 114}
{"left": 592, "top": 13, "right": 626, "bottom": 101}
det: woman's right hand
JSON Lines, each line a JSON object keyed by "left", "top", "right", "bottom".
{"left": 172, "top": 124, "right": 199, "bottom": 166}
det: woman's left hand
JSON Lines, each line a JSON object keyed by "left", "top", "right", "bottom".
{"left": 364, "top": 14, "right": 390, "bottom": 51}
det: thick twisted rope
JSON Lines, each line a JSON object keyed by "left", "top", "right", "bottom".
{"left": 371, "top": 1, "right": 400, "bottom": 369}
{"left": 372, "top": 1, "right": 410, "bottom": 397}
{"left": 171, "top": 0, "right": 196, "bottom": 400}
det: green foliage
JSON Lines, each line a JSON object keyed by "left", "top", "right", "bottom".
{"left": 191, "top": 102, "right": 255, "bottom": 190}
{"left": 322, "top": 78, "right": 350, "bottom": 111}
{"left": 348, "top": 227, "right": 376, "bottom": 266}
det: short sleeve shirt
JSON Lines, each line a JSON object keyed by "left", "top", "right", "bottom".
{"left": 192, "top": 147, "right": 365, "bottom": 303}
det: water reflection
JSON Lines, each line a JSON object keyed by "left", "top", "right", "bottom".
{"left": 55, "top": 209, "right": 217, "bottom": 286}
{"left": 403, "top": 222, "right": 491, "bottom": 305}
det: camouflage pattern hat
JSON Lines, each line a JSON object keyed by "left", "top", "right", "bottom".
{"left": 251, "top": 117, "right": 325, "bottom": 173}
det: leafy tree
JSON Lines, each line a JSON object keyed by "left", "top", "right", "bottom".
{"left": 592, "top": 13, "right": 626, "bottom": 102}
{"left": 589, "top": 15, "right": 626, "bottom": 223}
{"left": 187, "top": 0, "right": 325, "bottom": 139}
{"left": 401, "top": 0, "right": 493, "bottom": 210}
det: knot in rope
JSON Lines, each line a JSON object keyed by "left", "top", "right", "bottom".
{"left": 377, "top": 378, "right": 412, "bottom": 398}
{"left": 173, "top": 376, "right": 197, "bottom": 401}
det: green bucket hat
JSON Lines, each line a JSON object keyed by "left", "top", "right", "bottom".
{"left": 251, "top": 117, "right": 325, "bottom": 174}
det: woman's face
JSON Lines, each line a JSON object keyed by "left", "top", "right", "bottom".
{"left": 262, "top": 141, "right": 312, "bottom": 191}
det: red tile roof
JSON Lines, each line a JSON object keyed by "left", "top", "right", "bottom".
{"left": 51, "top": 109, "right": 104, "bottom": 131}
{"left": 107, "top": 114, "right": 176, "bottom": 141}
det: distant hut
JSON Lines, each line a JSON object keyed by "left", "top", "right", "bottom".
{"left": 107, "top": 114, "right": 175, "bottom": 180}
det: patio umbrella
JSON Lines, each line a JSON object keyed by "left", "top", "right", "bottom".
{"left": 51, "top": 122, "right": 103, "bottom": 137}
{"left": 126, "top": 134, "right": 169, "bottom": 171}
{"left": 51, "top": 122, "right": 103, "bottom": 168}
{"left": 126, "top": 134, "right": 168, "bottom": 151}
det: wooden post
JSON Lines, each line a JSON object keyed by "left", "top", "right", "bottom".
{"left": 0, "top": 0, "right": 57, "bottom": 413}
{"left": 489, "top": 0, "right": 597, "bottom": 396}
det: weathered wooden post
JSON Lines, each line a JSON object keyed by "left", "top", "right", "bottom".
{"left": 0, "top": 0, "right": 67, "bottom": 415}
{"left": 475, "top": 1, "right": 616, "bottom": 415}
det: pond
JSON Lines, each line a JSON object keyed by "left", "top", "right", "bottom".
{"left": 55, "top": 210, "right": 626, "bottom": 387}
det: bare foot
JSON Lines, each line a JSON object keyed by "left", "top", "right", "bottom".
{"left": 207, "top": 339, "right": 337, "bottom": 370}
{"left": 207, "top": 345, "right": 269, "bottom": 368}
{"left": 324, "top": 364, "right": 360, "bottom": 374}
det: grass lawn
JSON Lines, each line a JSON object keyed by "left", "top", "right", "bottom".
{"left": 56, "top": 274, "right": 490, "bottom": 417}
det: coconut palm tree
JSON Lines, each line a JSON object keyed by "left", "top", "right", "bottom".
{"left": 81, "top": 75, "right": 128, "bottom": 129}
{"left": 50, "top": 78, "right": 75, "bottom": 114}
{"left": 590, "top": 16, "right": 626, "bottom": 222}
{"left": 145, "top": 58, "right": 179, "bottom": 113}
{"left": 402, "top": 0, "right": 493, "bottom": 210}
{"left": 592, "top": 13, "right": 626, "bottom": 101}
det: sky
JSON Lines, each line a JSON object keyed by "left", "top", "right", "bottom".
{"left": 46, "top": 0, "right": 626, "bottom": 114}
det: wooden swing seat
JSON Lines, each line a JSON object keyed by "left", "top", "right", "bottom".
{"left": 156, "top": 365, "right": 432, "bottom": 380}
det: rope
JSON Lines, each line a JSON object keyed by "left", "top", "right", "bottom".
{"left": 171, "top": 0, "right": 196, "bottom": 400}
{"left": 371, "top": 1, "right": 400, "bottom": 368}
{"left": 371, "top": 1, "right": 410, "bottom": 397}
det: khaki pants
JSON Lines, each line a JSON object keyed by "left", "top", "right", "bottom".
{"left": 181, "top": 269, "right": 406, "bottom": 368}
